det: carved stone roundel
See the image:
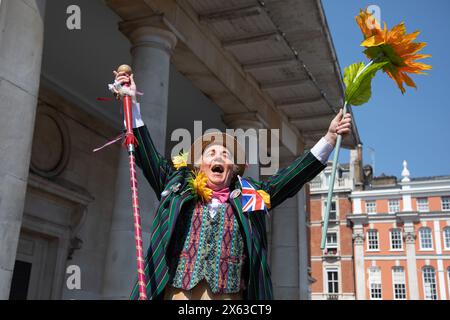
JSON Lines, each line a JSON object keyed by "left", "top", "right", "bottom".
{"left": 30, "top": 105, "right": 70, "bottom": 177}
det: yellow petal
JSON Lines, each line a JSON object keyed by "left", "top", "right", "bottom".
{"left": 400, "top": 31, "right": 421, "bottom": 44}
{"left": 402, "top": 73, "right": 417, "bottom": 88}
{"left": 404, "top": 53, "right": 432, "bottom": 60}
{"left": 361, "top": 35, "right": 385, "bottom": 47}
{"left": 408, "top": 61, "right": 432, "bottom": 71}
{"left": 397, "top": 42, "right": 427, "bottom": 56}
{"left": 388, "top": 22, "right": 406, "bottom": 40}
{"left": 387, "top": 70, "right": 406, "bottom": 94}
{"left": 356, "top": 8, "right": 382, "bottom": 38}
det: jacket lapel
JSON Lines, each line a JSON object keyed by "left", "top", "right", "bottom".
{"left": 229, "top": 186, "right": 253, "bottom": 268}
{"left": 168, "top": 188, "right": 195, "bottom": 243}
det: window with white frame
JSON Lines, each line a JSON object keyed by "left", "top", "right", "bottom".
{"left": 326, "top": 232, "right": 338, "bottom": 249}
{"left": 366, "top": 201, "right": 377, "bottom": 214}
{"left": 326, "top": 269, "right": 339, "bottom": 294}
{"left": 367, "top": 229, "right": 379, "bottom": 251}
{"left": 392, "top": 267, "right": 407, "bottom": 300}
{"left": 390, "top": 229, "right": 403, "bottom": 250}
{"left": 417, "top": 198, "right": 429, "bottom": 212}
{"left": 422, "top": 266, "right": 437, "bottom": 300}
{"left": 444, "top": 227, "right": 450, "bottom": 250}
{"left": 388, "top": 199, "right": 400, "bottom": 214}
{"left": 447, "top": 267, "right": 450, "bottom": 296}
{"left": 442, "top": 197, "right": 450, "bottom": 211}
{"left": 368, "top": 267, "right": 382, "bottom": 300}
{"left": 324, "top": 200, "right": 337, "bottom": 221}
{"left": 419, "top": 227, "right": 433, "bottom": 250}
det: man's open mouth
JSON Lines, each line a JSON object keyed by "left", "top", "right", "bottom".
{"left": 211, "top": 164, "right": 224, "bottom": 173}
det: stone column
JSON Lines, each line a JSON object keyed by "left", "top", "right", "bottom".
{"left": 404, "top": 225, "right": 419, "bottom": 300}
{"left": 269, "top": 155, "right": 300, "bottom": 299}
{"left": 222, "top": 112, "right": 265, "bottom": 181}
{"left": 297, "top": 188, "right": 310, "bottom": 300}
{"left": 101, "top": 20, "right": 177, "bottom": 299}
{"left": 352, "top": 225, "right": 366, "bottom": 300}
{"left": 0, "top": 0, "right": 46, "bottom": 300}
{"left": 224, "top": 113, "right": 285, "bottom": 295}
{"left": 433, "top": 220, "right": 447, "bottom": 300}
{"left": 223, "top": 113, "right": 272, "bottom": 258}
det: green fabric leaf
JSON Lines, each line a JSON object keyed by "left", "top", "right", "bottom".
{"left": 344, "top": 60, "right": 389, "bottom": 106}
{"left": 344, "top": 62, "right": 365, "bottom": 88}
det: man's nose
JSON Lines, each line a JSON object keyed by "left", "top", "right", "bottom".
{"left": 212, "top": 156, "right": 225, "bottom": 163}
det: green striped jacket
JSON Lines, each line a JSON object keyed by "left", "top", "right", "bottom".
{"left": 130, "top": 125, "right": 326, "bottom": 300}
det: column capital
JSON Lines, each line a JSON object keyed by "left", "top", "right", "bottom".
{"left": 222, "top": 112, "right": 267, "bottom": 130}
{"left": 403, "top": 231, "right": 416, "bottom": 244}
{"left": 352, "top": 230, "right": 365, "bottom": 246}
{"left": 119, "top": 15, "right": 178, "bottom": 55}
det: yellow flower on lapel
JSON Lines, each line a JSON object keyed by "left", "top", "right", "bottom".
{"left": 257, "top": 189, "right": 271, "bottom": 209}
{"left": 172, "top": 152, "right": 188, "bottom": 170}
{"left": 188, "top": 170, "right": 213, "bottom": 203}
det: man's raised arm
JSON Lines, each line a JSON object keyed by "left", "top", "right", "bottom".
{"left": 247, "top": 110, "right": 352, "bottom": 210}
{"left": 114, "top": 72, "right": 174, "bottom": 199}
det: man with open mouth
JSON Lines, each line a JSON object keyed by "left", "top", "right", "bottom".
{"left": 112, "top": 71, "right": 352, "bottom": 300}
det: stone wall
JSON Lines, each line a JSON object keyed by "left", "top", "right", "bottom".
{"left": 25, "top": 88, "right": 121, "bottom": 299}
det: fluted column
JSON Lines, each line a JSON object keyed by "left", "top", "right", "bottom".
{"left": 101, "top": 20, "right": 177, "bottom": 299}
{"left": 0, "top": 0, "right": 46, "bottom": 300}
{"left": 352, "top": 226, "right": 366, "bottom": 300}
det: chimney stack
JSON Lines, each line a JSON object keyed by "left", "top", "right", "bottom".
{"left": 350, "top": 144, "right": 364, "bottom": 191}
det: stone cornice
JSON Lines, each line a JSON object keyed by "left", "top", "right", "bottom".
{"left": 222, "top": 112, "right": 267, "bottom": 130}
{"left": 105, "top": 0, "right": 307, "bottom": 156}
{"left": 350, "top": 186, "right": 450, "bottom": 199}
{"left": 28, "top": 173, "right": 95, "bottom": 206}
{"left": 345, "top": 211, "right": 450, "bottom": 225}
{"left": 347, "top": 214, "right": 368, "bottom": 226}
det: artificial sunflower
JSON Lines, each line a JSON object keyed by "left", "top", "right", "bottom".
{"left": 172, "top": 151, "right": 188, "bottom": 169}
{"left": 356, "top": 9, "right": 432, "bottom": 93}
{"left": 322, "top": 8, "right": 431, "bottom": 250}
{"left": 188, "top": 170, "right": 213, "bottom": 203}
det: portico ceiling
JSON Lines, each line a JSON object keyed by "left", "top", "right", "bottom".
{"left": 106, "top": 0, "right": 361, "bottom": 153}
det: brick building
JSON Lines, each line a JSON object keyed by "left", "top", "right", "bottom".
{"left": 308, "top": 148, "right": 360, "bottom": 300}
{"left": 309, "top": 151, "right": 450, "bottom": 300}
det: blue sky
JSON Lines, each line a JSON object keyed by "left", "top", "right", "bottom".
{"left": 322, "top": 0, "right": 448, "bottom": 179}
